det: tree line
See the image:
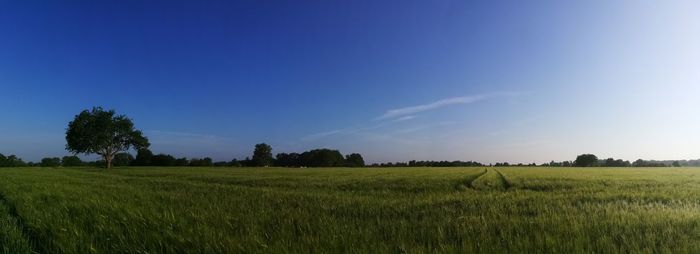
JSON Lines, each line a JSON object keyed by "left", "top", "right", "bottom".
{"left": 2, "top": 108, "right": 698, "bottom": 169}
{"left": 124, "top": 144, "right": 366, "bottom": 168}
{"left": 540, "top": 154, "right": 677, "bottom": 167}
{"left": 2, "top": 151, "right": 697, "bottom": 169}
{"left": 59, "top": 107, "right": 369, "bottom": 168}
{"left": 365, "top": 154, "right": 694, "bottom": 168}
{"left": 368, "top": 160, "right": 484, "bottom": 167}
{"left": 0, "top": 143, "right": 366, "bottom": 168}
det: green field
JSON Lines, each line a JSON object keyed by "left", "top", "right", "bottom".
{"left": 0, "top": 167, "right": 699, "bottom": 253}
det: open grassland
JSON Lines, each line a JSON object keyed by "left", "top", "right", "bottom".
{"left": 0, "top": 167, "right": 699, "bottom": 253}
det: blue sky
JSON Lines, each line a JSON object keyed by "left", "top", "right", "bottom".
{"left": 1, "top": 1, "right": 699, "bottom": 163}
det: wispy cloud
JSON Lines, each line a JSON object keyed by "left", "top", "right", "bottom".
{"left": 301, "top": 122, "right": 393, "bottom": 141}
{"left": 300, "top": 129, "right": 350, "bottom": 141}
{"left": 394, "top": 115, "right": 417, "bottom": 122}
{"left": 376, "top": 92, "right": 521, "bottom": 120}
{"left": 376, "top": 95, "right": 487, "bottom": 120}
{"left": 394, "top": 121, "right": 458, "bottom": 134}
{"left": 302, "top": 92, "right": 524, "bottom": 141}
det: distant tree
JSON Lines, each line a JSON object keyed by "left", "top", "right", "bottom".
{"left": 174, "top": 157, "right": 189, "bottom": 167}
{"left": 574, "top": 154, "right": 598, "bottom": 167}
{"left": 633, "top": 159, "right": 668, "bottom": 167}
{"left": 601, "top": 158, "right": 630, "bottom": 167}
{"left": 190, "top": 158, "right": 213, "bottom": 167}
{"left": 89, "top": 160, "right": 106, "bottom": 168}
{"left": 621, "top": 159, "right": 631, "bottom": 167}
{"left": 545, "top": 160, "right": 562, "bottom": 167}
{"left": 61, "top": 156, "right": 83, "bottom": 167}
{"left": 40, "top": 157, "right": 61, "bottom": 167}
{"left": 632, "top": 159, "right": 644, "bottom": 167}
{"left": 151, "top": 154, "right": 176, "bottom": 166}
{"left": 673, "top": 161, "right": 681, "bottom": 167}
{"left": 112, "top": 153, "right": 134, "bottom": 167}
{"left": 603, "top": 158, "right": 615, "bottom": 167}
{"left": 0, "top": 155, "right": 27, "bottom": 167}
{"left": 65, "top": 107, "right": 149, "bottom": 169}
{"left": 275, "top": 153, "right": 302, "bottom": 167}
{"left": 132, "top": 148, "right": 153, "bottom": 166}
{"left": 275, "top": 153, "right": 290, "bottom": 167}
{"left": 0, "top": 154, "right": 7, "bottom": 167}
{"left": 213, "top": 161, "right": 229, "bottom": 167}
{"left": 252, "top": 143, "right": 273, "bottom": 167}
{"left": 241, "top": 157, "right": 253, "bottom": 167}
{"left": 300, "top": 149, "right": 345, "bottom": 167}
{"left": 344, "top": 153, "right": 365, "bottom": 167}
{"left": 229, "top": 159, "right": 242, "bottom": 167}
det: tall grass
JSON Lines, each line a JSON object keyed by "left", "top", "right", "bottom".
{"left": 0, "top": 200, "right": 32, "bottom": 254}
{"left": 0, "top": 167, "right": 698, "bottom": 253}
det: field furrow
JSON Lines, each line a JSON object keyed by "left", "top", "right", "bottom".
{"left": 455, "top": 168, "right": 488, "bottom": 191}
{"left": 470, "top": 168, "right": 511, "bottom": 191}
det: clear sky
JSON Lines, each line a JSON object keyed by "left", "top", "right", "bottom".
{"left": 1, "top": 0, "right": 698, "bottom": 163}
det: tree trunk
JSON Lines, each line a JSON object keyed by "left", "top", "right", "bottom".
{"left": 105, "top": 155, "right": 113, "bottom": 169}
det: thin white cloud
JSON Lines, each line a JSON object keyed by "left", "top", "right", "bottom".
{"left": 376, "top": 95, "right": 487, "bottom": 120}
{"left": 394, "top": 121, "right": 458, "bottom": 134}
{"left": 301, "top": 121, "right": 393, "bottom": 141}
{"left": 394, "top": 115, "right": 417, "bottom": 122}
{"left": 300, "top": 129, "right": 349, "bottom": 141}
{"left": 302, "top": 92, "right": 524, "bottom": 141}
{"left": 301, "top": 119, "right": 401, "bottom": 141}
{"left": 376, "top": 92, "right": 522, "bottom": 120}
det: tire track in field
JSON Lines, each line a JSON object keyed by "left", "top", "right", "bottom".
{"left": 493, "top": 169, "right": 512, "bottom": 190}
{"left": 455, "top": 169, "right": 489, "bottom": 191}
{"left": 468, "top": 168, "right": 512, "bottom": 191}
{"left": 0, "top": 193, "right": 47, "bottom": 254}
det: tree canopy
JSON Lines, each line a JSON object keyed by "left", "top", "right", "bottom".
{"left": 132, "top": 148, "right": 153, "bottom": 166}
{"left": 574, "top": 154, "right": 599, "bottom": 167}
{"left": 113, "top": 153, "right": 134, "bottom": 167}
{"left": 40, "top": 157, "right": 61, "bottom": 167}
{"left": 0, "top": 154, "right": 27, "bottom": 167}
{"left": 61, "top": 156, "right": 83, "bottom": 167}
{"left": 300, "top": 149, "right": 345, "bottom": 167}
{"left": 345, "top": 153, "right": 365, "bottom": 167}
{"left": 65, "top": 107, "right": 149, "bottom": 168}
{"left": 252, "top": 143, "right": 273, "bottom": 167}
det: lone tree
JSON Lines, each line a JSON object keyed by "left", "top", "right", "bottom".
{"left": 132, "top": 148, "right": 154, "bottom": 166}
{"left": 252, "top": 143, "right": 273, "bottom": 167}
{"left": 61, "top": 156, "right": 83, "bottom": 167}
{"left": 345, "top": 153, "right": 365, "bottom": 167}
{"left": 574, "top": 154, "right": 599, "bottom": 167}
{"left": 66, "top": 107, "right": 149, "bottom": 169}
{"left": 300, "top": 149, "right": 345, "bottom": 167}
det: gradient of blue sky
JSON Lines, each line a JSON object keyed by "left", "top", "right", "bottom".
{"left": 1, "top": 1, "right": 698, "bottom": 163}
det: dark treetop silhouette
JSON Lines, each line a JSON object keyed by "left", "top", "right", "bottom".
{"left": 65, "top": 107, "right": 150, "bottom": 169}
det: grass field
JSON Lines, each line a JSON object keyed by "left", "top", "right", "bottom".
{"left": 0, "top": 167, "right": 699, "bottom": 253}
